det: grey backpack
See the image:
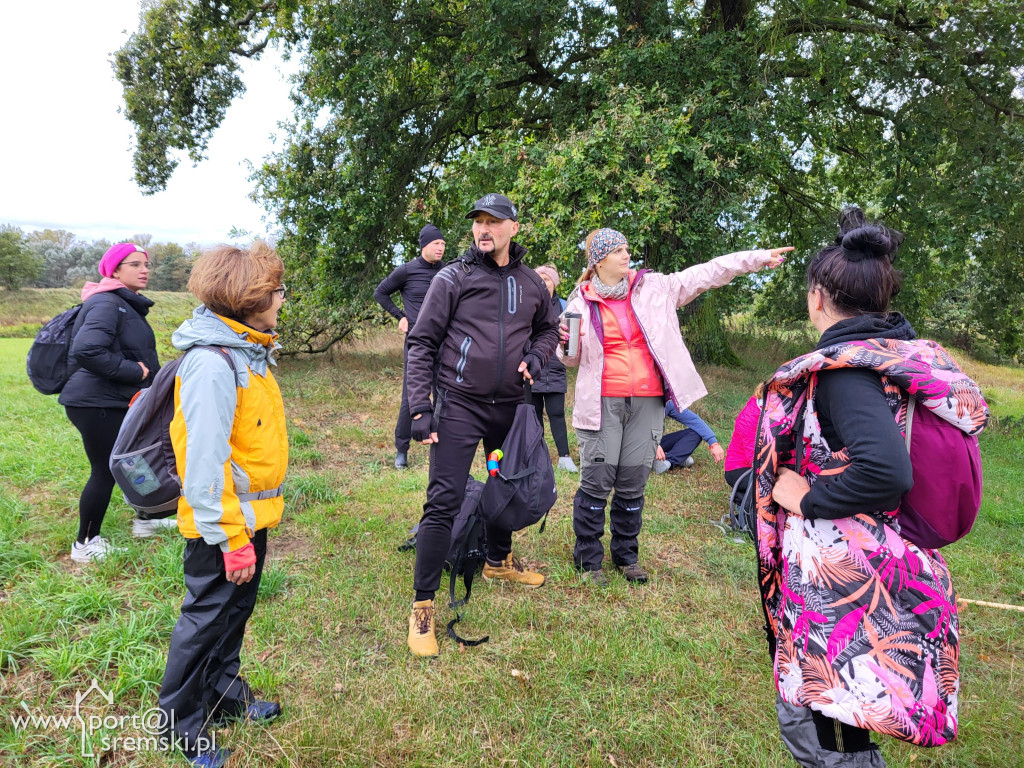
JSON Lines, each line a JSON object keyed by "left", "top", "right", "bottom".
{"left": 109, "top": 346, "right": 237, "bottom": 519}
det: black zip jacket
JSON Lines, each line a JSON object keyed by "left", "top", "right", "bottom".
{"left": 531, "top": 293, "right": 567, "bottom": 394}
{"left": 58, "top": 288, "right": 160, "bottom": 409}
{"left": 405, "top": 242, "right": 559, "bottom": 412}
{"left": 373, "top": 255, "right": 445, "bottom": 329}
{"left": 799, "top": 313, "right": 916, "bottom": 520}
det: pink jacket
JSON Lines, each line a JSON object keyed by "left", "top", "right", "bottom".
{"left": 560, "top": 250, "right": 774, "bottom": 430}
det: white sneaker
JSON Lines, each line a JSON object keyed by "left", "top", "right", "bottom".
{"left": 682, "top": 456, "right": 695, "bottom": 469}
{"left": 132, "top": 517, "right": 179, "bottom": 538}
{"left": 557, "top": 456, "right": 578, "bottom": 473}
{"left": 70, "top": 536, "right": 124, "bottom": 563}
{"left": 653, "top": 459, "right": 672, "bottom": 475}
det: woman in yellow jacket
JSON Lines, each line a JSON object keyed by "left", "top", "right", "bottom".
{"left": 158, "top": 242, "right": 288, "bottom": 768}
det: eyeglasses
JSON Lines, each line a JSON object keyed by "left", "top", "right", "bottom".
{"left": 272, "top": 285, "right": 287, "bottom": 298}
{"left": 121, "top": 261, "right": 150, "bottom": 269}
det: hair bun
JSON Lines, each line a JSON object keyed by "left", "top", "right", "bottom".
{"left": 842, "top": 226, "right": 893, "bottom": 262}
{"left": 835, "top": 205, "right": 904, "bottom": 262}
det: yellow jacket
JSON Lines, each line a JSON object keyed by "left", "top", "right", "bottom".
{"left": 169, "top": 307, "right": 288, "bottom": 552}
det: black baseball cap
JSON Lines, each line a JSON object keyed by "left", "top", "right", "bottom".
{"left": 465, "top": 193, "right": 518, "bottom": 221}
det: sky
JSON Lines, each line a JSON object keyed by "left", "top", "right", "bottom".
{"left": 0, "top": 1, "right": 293, "bottom": 246}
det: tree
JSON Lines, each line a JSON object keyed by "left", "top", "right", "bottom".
{"left": 0, "top": 225, "right": 43, "bottom": 290}
{"left": 116, "top": 0, "right": 1024, "bottom": 358}
{"left": 148, "top": 241, "right": 196, "bottom": 291}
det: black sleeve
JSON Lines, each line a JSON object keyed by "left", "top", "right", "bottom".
{"left": 373, "top": 263, "right": 408, "bottom": 320}
{"left": 523, "top": 281, "right": 560, "bottom": 372}
{"left": 800, "top": 368, "right": 914, "bottom": 520}
{"left": 70, "top": 298, "right": 145, "bottom": 384}
{"left": 405, "top": 267, "right": 459, "bottom": 415}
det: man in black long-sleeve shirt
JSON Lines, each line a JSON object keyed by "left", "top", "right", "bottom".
{"left": 373, "top": 224, "right": 446, "bottom": 468}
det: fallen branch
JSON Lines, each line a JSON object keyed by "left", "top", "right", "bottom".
{"left": 957, "top": 598, "right": 1024, "bottom": 614}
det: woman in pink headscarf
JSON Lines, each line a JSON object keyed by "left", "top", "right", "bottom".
{"left": 59, "top": 242, "right": 167, "bottom": 563}
{"left": 561, "top": 228, "right": 790, "bottom": 585}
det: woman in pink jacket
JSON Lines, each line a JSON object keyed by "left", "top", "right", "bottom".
{"left": 561, "top": 228, "right": 789, "bottom": 585}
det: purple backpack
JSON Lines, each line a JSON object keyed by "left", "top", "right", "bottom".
{"left": 899, "top": 397, "right": 983, "bottom": 549}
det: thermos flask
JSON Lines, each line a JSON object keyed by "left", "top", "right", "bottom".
{"left": 564, "top": 312, "right": 582, "bottom": 357}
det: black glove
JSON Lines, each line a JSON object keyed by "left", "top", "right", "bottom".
{"left": 410, "top": 413, "right": 432, "bottom": 442}
{"left": 524, "top": 355, "right": 543, "bottom": 382}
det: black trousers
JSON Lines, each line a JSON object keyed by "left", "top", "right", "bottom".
{"left": 533, "top": 391, "right": 570, "bottom": 456}
{"left": 65, "top": 406, "right": 128, "bottom": 543}
{"left": 660, "top": 428, "right": 702, "bottom": 467}
{"left": 413, "top": 389, "right": 517, "bottom": 600}
{"left": 159, "top": 529, "right": 267, "bottom": 758}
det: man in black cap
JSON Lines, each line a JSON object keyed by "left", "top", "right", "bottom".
{"left": 403, "top": 193, "right": 560, "bottom": 657}
{"left": 373, "top": 224, "right": 447, "bottom": 468}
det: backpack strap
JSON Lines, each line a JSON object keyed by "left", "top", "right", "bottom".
{"left": 186, "top": 345, "right": 240, "bottom": 387}
{"left": 904, "top": 395, "right": 916, "bottom": 451}
{"left": 446, "top": 554, "right": 489, "bottom": 647}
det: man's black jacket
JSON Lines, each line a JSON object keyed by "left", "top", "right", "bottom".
{"left": 405, "top": 242, "right": 559, "bottom": 413}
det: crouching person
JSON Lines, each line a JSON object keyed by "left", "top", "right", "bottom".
{"left": 159, "top": 242, "right": 288, "bottom": 768}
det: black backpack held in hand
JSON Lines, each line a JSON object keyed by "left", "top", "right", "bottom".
{"left": 109, "top": 346, "right": 237, "bottom": 519}
{"left": 480, "top": 383, "right": 558, "bottom": 533}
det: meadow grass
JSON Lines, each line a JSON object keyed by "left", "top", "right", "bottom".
{"left": 0, "top": 302, "right": 1022, "bottom": 767}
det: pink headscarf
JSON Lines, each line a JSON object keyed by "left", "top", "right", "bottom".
{"left": 534, "top": 264, "right": 560, "bottom": 287}
{"left": 98, "top": 242, "right": 148, "bottom": 278}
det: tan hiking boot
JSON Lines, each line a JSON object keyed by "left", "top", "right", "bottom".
{"left": 407, "top": 599, "right": 439, "bottom": 657}
{"left": 482, "top": 554, "right": 546, "bottom": 588}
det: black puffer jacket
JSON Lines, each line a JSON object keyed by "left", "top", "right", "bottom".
{"left": 406, "top": 242, "right": 559, "bottom": 410}
{"left": 58, "top": 289, "right": 160, "bottom": 408}
{"left": 531, "top": 294, "right": 567, "bottom": 394}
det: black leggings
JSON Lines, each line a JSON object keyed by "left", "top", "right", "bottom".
{"left": 811, "top": 709, "right": 873, "bottom": 753}
{"left": 65, "top": 406, "right": 127, "bottom": 543}
{"left": 533, "top": 392, "right": 570, "bottom": 456}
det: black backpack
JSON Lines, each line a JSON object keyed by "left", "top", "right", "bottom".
{"left": 480, "top": 385, "right": 558, "bottom": 533}
{"left": 109, "top": 346, "right": 237, "bottom": 519}
{"left": 728, "top": 468, "right": 756, "bottom": 541}
{"left": 399, "top": 476, "right": 490, "bottom": 646}
{"left": 26, "top": 301, "right": 125, "bottom": 395}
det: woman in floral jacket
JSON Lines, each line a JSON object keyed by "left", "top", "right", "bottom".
{"left": 762, "top": 208, "right": 988, "bottom": 766}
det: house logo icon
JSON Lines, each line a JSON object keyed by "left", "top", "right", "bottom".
{"left": 74, "top": 679, "right": 114, "bottom": 757}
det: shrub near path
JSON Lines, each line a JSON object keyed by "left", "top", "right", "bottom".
{"left": 0, "top": 322, "right": 1021, "bottom": 766}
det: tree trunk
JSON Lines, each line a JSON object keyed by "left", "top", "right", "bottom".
{"left": 682, "top": 292, "right": 742, "bottom": 367}
{"left": 616, "top": 0, "right": 670, "bottom": 37}
{"left": 701, "top": 0, "right": 754, "bottom": 32}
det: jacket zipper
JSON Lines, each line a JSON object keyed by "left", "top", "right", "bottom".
{"left": 455, "top": 335, "right": 473, "bottom": 383}
{"left": 492, "top": 269, "right": 506, "bottom": 403}
{"left": 629, "top": 271, "right": 676, "bottom": 407}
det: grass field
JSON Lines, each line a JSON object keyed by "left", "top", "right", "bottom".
{"left": 1, "top": 289, "right": 1022, "bottom": 767}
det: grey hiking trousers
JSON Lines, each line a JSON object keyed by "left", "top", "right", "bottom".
{"left": 573, "top": 396, "right": 663, "bottom": 569}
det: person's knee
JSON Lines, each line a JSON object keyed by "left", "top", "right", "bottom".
{"left": 579, "top": 462, "right": 615, "bottom": 499}
{"left": 546, "top": 396, "right": 565, "bottom": 419}
{"left": 612, "top": 465, "right": 650, "bottom": 498}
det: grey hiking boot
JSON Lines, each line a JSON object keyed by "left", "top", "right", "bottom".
{"left": 584, "top": 569, "right": 609, "bottom": 587}
{"left": 616, "top": 562, "right": 649, "bottom": 584}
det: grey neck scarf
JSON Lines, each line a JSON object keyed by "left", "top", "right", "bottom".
{"left": 591, "top": 273, "right": 629, "bottom": 300}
